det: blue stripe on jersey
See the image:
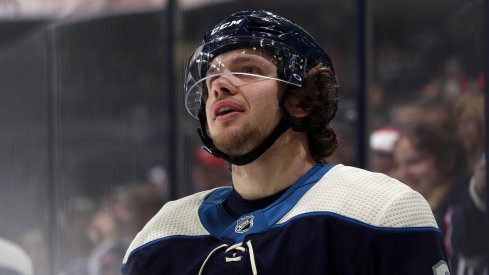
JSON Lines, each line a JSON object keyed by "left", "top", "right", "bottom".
{"left": 198, "top": 164, "right": 334, "bottom": 242}
{"left": 274, "top": 211, "right": 442, "bottom": 233}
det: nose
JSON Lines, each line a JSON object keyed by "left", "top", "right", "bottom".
{"left": 208, "top": 74, "right": 238, "bottom": 99}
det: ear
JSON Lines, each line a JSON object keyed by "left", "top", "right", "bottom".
{"left": 284, "top": 94, "right": 312, "bottom": 118}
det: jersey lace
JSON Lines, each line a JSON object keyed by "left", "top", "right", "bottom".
{"left": 198, "top": 241, "right": 257, "bottom": 275}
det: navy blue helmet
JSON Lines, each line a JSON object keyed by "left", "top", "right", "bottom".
{"left": 184, "top": 10, "right": 338, "bottom": 165}
{"left": 185, "top": 10, "right": 336, "bottom": 119}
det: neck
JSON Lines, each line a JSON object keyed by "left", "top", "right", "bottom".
{"left": 230, "top": 130, "right": 315, "bottom": 200}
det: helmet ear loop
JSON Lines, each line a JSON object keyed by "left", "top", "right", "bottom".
{"left": 276, "top": 54, "right": 297, "bottom": 131}
{"left": 276, "top": 49, "right": 308, "bottom": 132}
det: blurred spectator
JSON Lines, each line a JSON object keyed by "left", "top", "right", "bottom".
{"left": 393, "top": 123, "right": 468, "bottom": 231}
{"left": 444, "top": 92, "right": 487, "bottom": 275}
{"left": 86, "top": 199, "right": 117, "bottom": 275}
{"left": 368, "top": 126, "right": 400, "bottom": 178}
{"left": 192, "top": 148, "right": 231, "bottom": 192}
{"left": 453, "top": 93, "right": 486, "bottom": 172}
{"left": 389, "top": 101, "right": 423, "bottom": 127}
{"left": 19, "top": 228, "right": 49, "bottom": 275}
{"left": 0, "top": 237, "right": 33, "bottom": 275}
{"left": 87, "top": 182, "right": 166, "bottom": 275}
{"left": 422, "top": 56, "right": 469, "bottom": 102}
{"left": 87, "top": 199, "right": 122, "bottom": 275}
{"left": 389, "top": 98, "right": 454, "bottom": 129}
{"left": 113, "top": 182, "right": 167, "bottom": 241}
{"left": 147, "top": 165, "right": 170, "bottom": 197}
{"left": 445, "top": 154, "right": 487, "bottom": 275}
{"left": 58, "top": 196, "right": 97, "bottom": 275}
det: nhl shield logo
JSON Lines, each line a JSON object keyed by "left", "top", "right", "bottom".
{"left": 235, "top": 215, "right": 254, "bottom": 233}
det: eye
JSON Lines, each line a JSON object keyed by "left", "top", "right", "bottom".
{"left": 242, "top": 66, "right": 260, "bottom": 75}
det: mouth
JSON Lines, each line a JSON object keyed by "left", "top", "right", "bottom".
{"left": 217, "top": 107, "right": 239, "bottom": 116}
{"left": 213, "top": 100, "right": 244, "bottom": 119}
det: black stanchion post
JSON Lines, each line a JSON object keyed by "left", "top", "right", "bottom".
{"left": 355, "top": 0, "right": 367, "bottom": 168}
{"left": 166, "top": 0, "right": 178, "bottom": 200}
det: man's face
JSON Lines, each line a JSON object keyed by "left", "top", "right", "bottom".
{"left": 203, "top": 48, "right": 282, "bottom": 157}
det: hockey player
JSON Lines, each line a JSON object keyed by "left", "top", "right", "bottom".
{"left": 122, "top": 10, "right": 450, "bottom": 274}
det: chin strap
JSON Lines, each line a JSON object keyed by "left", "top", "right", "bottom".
{"left": 197, "top": 112, "right": 292, "bottom": 166}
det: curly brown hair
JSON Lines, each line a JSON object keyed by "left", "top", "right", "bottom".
{"left": 287, "top": 64, "right": 339, "bottom": 164}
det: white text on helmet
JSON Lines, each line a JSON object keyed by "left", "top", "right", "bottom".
{"left": 210, "top": 19, "right": 243, "bottom": 36}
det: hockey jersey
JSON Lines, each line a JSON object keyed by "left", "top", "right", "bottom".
{"left": 122, "top": 164, "right": 450, "bottom": 274}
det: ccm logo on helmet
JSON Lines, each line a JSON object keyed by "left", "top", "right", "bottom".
{"left": 211, "top": 19, "right": 243, "bottom": 35}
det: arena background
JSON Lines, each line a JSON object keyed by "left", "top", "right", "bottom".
{"left": 0, "top": 0, "right": 486, "bottom": 274}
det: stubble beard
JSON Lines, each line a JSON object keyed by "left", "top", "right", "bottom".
{"left": 210, "top": 123, "right": 262, "bottom": 157}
